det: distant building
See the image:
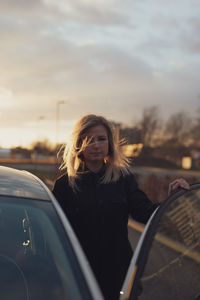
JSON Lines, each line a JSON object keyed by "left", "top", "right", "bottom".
{"left": 31, "top": 153, "right": 56, "bottom": 161}
{"left": 182, "top": 157, "right": 192, "bottom": 169}
{"left": 0, "top": 148, "right": 11, "bottom": 159}
{"left": 122, "top": 143, "right": 143, "bottom": 157}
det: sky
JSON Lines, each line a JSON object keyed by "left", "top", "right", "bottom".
{"left": 0, "top": 0, "right": 200, "bottom": 148}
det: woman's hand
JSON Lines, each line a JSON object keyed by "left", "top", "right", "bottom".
{"left": 168, "top": 178, "right": 190, "bottom": 196}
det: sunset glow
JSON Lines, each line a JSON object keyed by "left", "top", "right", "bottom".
{"left": 0, "top": 0, "right": 199, "bottom": 147}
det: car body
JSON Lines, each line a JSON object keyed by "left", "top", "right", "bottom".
{"left": 0, "top": 166, "right": 103, "bottom": 300}
{"left": 0, "top": 165, "right": 200, "bottom": 300}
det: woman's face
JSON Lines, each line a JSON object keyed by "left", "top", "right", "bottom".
{"left": 82, "top": 125, "right": 109, "bottom": 164}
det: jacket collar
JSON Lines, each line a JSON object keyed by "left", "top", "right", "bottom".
{"left": 78, "top": 163, "right": 106, "bottom": 180}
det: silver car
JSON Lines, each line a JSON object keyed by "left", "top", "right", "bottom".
{"left": 0, "top": 166, "right": 103, "bottom": 300}
{"left": 1, "top": 166, "right": 200, "bottom": 300}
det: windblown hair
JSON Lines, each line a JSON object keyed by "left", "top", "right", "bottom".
{"left": 59, "top": 114, "right": 132, "bottom": 191}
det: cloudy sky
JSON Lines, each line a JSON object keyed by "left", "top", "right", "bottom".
{"left": 0, "top": 0, "right": 200, "bottom": 147}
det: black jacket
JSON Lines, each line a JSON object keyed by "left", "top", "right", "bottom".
{"left": 52, "top": 169, "right": 158, "bottom": 300}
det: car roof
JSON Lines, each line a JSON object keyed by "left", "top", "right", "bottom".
{"left": 0, "top": 166, "right": 51, "bottom": 200}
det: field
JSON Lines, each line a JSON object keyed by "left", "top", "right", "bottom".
{"left": 1, "top": 160, "right": 200, "bottom": 203}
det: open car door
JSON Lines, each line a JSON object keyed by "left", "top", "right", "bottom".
{"left": 120, "top": 183, "right": 200, "bottom": 300}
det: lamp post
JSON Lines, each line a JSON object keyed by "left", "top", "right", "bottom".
{"left": 56, "top": 100, "right": 66, "bottom": 145}
{"left": 36, "top": 115, "right": 45, "bottom": 141}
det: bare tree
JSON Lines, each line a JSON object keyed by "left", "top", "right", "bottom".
{"left": 190, "top": 107, "right": 200, "bottom": 148}
{"left": 164, "top": 111, "right": 192, "bottom": 145}
{"left": 139, "top": 106, "right": 161, "bottom": 146}
{"left": 11, "top": 146, "right": 31, "bottom": 158}
{"left": 30, "top": 139, "right": 56, "bottom": 156}
{"left": 120, "top": 126, "right": 141, "bottom": 144}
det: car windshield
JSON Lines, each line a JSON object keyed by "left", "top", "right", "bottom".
{"left": 0, "top": 196, "right": 90, "bottom": 300}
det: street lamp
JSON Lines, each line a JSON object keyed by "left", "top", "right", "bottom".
{"left": 56, "top": 100, "right": 66, "bottom": 145}
{"left": 36, "top": 115, "right": 45, "bottom": 141}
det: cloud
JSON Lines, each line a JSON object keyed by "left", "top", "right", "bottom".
{"left": 0, "top": 0, "right": 43, "bottom": 12}
{"left": 42, "top": 0, "right": 130, "bottom": 26}
{"left": 0, "top": 0, "right": 200, "bottom": 146}
{"left": 133, "top": 1, "right": 200, "bottom": 60}
{"left": 0, "top": 0, "right": 131, "bottom": 27}
{"left": 178, "top": 17, "right": 200, "bottom": 54}
{"left": 0, "top": 87, "right": 14, "bottom": 107}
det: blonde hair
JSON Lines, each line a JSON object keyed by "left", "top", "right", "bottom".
{"left": 59, "top": 114, "right": 132, "bottom": 191}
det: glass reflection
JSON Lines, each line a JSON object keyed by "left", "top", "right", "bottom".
{"left": 0, "top": 198, "right": 83, "bottom": 300}
{"left": 139, "top": 189, "right": 200, "bottom": 300}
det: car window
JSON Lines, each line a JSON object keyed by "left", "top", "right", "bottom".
{"left": 138, "top": 188, "right": 200, "bottom": 300}
{"left": 0, "top": 196, "right": 91, "bottom": 300}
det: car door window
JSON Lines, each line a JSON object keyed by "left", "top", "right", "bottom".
{"left": 0, "top": 197, "right": 91, "bottom": 300}
{"left": 121, "top": 184, "right": 200, "bottom": 300}
{"left": 138, "top": 187, "right": 200, "bottom": 300}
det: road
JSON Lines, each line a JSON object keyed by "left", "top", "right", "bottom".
{"left": 133, "top": 166, "right": 200, "bottom": 184}
{"left": 1, "top": 161, "right": 200, "bottom": 179}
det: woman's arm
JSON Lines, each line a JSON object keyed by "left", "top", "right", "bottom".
{"left": 126, "top": 175, "right": 190, "bottom": 224}
{"left": 125, "top": 174, "right": 159, "bottom": 224}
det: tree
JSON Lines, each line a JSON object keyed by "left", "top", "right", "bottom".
{"left": 190, "top": 107, "right": 200, "bottom": 148}
{"left": 164, "top": 111, "right": 192, "bottom": 146}
{"left": 11, "top": 147, "right": 31, "bottom": 158}
{"left": 120, "top": 126, "right": 142, "bottom": 144}
{"left": 139, "top": 106, "right": 161, "bottom": 146}
{"left": 30, "top": 139, "right": 56, "bottom": 156}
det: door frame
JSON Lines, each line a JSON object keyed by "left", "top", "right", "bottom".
{"left": 120, "top": 183, "right": 200, "bottom": 300}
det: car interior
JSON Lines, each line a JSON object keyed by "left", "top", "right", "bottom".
{"left": 0, "top": 197, "right": 83, "bottom": 300}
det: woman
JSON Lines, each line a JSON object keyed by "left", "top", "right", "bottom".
{"left": 52, "top": 114, "right": 189, "bottom": 300}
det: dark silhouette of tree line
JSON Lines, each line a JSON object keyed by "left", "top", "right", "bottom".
{"left": 118, "top": 106, "right": 200, "bottom": 169}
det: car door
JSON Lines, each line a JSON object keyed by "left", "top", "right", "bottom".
{"left": 120, "top": 183, "right": 200, "bottom": 300}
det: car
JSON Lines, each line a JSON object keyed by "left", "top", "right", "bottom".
{"left": 0, "top": 166, "right": 103, "bottom": 300}
{"left": 120, "top": 181, "right": 200, "bottom": 300}
{"left": 0, "top": 165, "right": 200, "bottom": 300}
